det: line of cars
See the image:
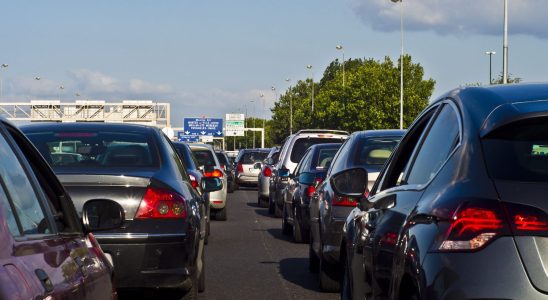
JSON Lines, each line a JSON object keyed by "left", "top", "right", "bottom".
{"left": 0, "top": 121, "right": 226, "bottom": 299}
{"left": 261, "top": 84, "right": 548, "bottom": 299}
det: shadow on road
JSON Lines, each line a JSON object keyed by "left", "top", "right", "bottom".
{"left": 246, "top": 202, "right": 273, "bottom": 217}
{"left": 279, "top": 258, "right": 323, "bottom": 293}
{"left": 267, "top": 228, "right": 293, "bottom": 242}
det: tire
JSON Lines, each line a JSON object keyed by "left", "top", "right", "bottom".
{"left": 215, "top": 206, "right": 227, "bottom": 221}
{"left": 274, "top": 202, "right": 282, "bottom": 218}
{"left": 309, "top": 239, "right": 319, "bottom": 273}
{"left": 181, "top": 273, "right": 198, "bottom": 300}
{"left": 198, "top": 248, "right": 205, "bottom": 292}
{"left": 282, "top": 204, "right": 291, "bottom": 235}
{"left": 319, "top": 247, "right": 340, "bottom": 292}
{"left": 341, "top": 250, "right": 352, "bottom": 300}
{"left": 293, "top": 206, "right": 303, "bottom": 243}
{"left": 268, "top": 194, "right": 275, "bottom": 214}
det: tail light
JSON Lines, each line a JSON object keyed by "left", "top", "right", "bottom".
{"left": 307, "top": 178, "right": 323, "bottom": 197}
{"left": 263, "top": 166, "right": 272, "bottom": 177}
{"left": 435, "top": 200, "right": 547, "bottom": 252}
{"left": 333, "top": 196, "right": 358, "bottom": 207}
{"left": 188, "top": 174, "right": 199, "bottom": 189}
{"left": 504, "top": 202, "right": 548, "bottom": 235}
{"left": 204, "top": 169, "right": 223, "bottom": 178}
{"left": 237, "top": 163, "right": 244, "bottom": 173}
{"left": 135, "top": 186, "right": 187, "bottom": 219}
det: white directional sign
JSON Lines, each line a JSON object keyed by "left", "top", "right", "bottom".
{"left": 225, "top": 113, "right": 245, "bottom": 136}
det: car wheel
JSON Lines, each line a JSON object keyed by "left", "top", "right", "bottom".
{"left": 282, "top": 204, "right": 291, "bottom": 235}
{"left": 268, "top": 194, "right": 275, "bottom": 214}
{"left": 216, "top": 206, "right": 227, "bottom": 221}
{"left": 309, "top": 237, "right": 319, "bottom": 273}
{"left": 293, "top": 206, "right": 303, "bottom": 243}
{"left": 198, "top": 248, "right": 205, "bottom": 292}
{"left": 319, "top": 245, "right": 341, "bottom": 292}
{"left": 274, "top": 202, "right": 282, "bottom": 218}
{"left": 181, "top": 272, "right": 198, "bottom": 300}
{"left": 341, "top": 250, "right": 352, "bottom": 300}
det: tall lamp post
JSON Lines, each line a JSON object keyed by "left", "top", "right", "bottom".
{"left": 59, "top": 85, "right": 65, "bottom": 100}
{"left": 391, "top": 0, "right": 404, "bottom": 130}
{"left": 485, "top": 51, "right": 496, "bottom": 84}
{"left": 306, "top": 65, "right": 314, "bottom": 113}
{"left": 502, "top": 0, "right": 508, "bottom": 84}
{"left": 260, "top": 92, "right": 266, "bottom": 136}
{"left": 336, "top": 45, "right": 345, "bottom": 87}
{"left": 0, "top": 64, "right": 8, "bottom": 101}
{"left": 285, "top": 78, "right": 293, "bottom": 134}
{"left": 250, "top": 100, "right": 256, "bottom": 148}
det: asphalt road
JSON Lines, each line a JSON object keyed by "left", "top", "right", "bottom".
{"left": 199, "top": 187, "right": 338, "bottom": 300}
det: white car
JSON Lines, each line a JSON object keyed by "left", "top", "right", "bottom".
{"left": 189, "top": 144, "right": 229, "bottom": 220}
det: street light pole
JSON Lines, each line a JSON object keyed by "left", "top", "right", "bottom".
{"left": 285, "top": 78, "right": 292, "bottom": 134}
{"left": 250, "top": 100, "right": 256, "bottom": 148}
{"left": 0, "top": 64, "right": 8, "bottom": 101}
{"left": 336, "top": 45, "right": 345, "bottom": 87}
{"left": 59, "top": 85, "right": 65, "bottom": 100}
{"left": 391, "top": 0, "right": 404, "bottom": 130}
{"left": 502, "top": 0, "right": 508, "bottom": 84}
{"left": 485, "top": 51, "right": 496, "bottom": 84}
{"left": 306, "top": 65, "right": 314, "bottom": 113}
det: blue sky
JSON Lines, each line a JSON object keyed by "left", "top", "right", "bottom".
{"left": 1, "top": 0, "right": 547, "bottom": 127}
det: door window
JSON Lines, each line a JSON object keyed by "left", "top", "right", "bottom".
{"left": 406, "top": 104, "right": 460, "bottom": 185}
{"left": 0, "top": 130, "right": 52, "bottom": 235}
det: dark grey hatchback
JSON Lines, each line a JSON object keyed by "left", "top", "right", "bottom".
{"left": 22, "top": 123, "right": 222, "bottom": 298}
{"left": 339, "top": 83, "right": 548, "bottom": 299}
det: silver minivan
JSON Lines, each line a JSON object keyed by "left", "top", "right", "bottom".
{"left": 269, "top": 129, "right": 348, "bottom": 217}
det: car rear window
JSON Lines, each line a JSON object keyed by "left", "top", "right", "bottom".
{"left": 192, "top": 149, "right": 217, "bottom": 167}
{"left": 355, "top": 137, "right": 401, "bottom": 166}
{"left": 24, "top": 130, "right": 159, "bottom": 169}
{"left": 216, "top": 153, "right": 229, "bottom": 166}
{"left": 482, "top": 117, "right": 548, "bottom": 182}
{"left": 316, "top": 148, "right": 339, "bottom": 170}
{"left": 239, "top": 151, "right": 269, "bottom": 164}
{"left": 290, "top": 137, "right": 343, "bottom": 163}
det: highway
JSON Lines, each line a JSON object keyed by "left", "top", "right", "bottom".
{"left": 199, "top": 187, "right": 338, "bottom": 300}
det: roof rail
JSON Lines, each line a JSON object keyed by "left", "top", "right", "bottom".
{"left": 295, "top": 129, "right": 349, "bottom": 135}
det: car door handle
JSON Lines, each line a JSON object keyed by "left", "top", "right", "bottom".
{"left": 35, "top": 269, "right": 54, "bottom": 293}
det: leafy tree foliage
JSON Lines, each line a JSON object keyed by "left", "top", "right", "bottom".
{"left": 270, "top": 55, "right": 435, "bottom": 143}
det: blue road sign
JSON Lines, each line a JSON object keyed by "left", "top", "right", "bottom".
{"left": 177, "top": 132, "right": 200, "bottom": 143}
{"left": 183, "top": 118, "right": 224, "bottom": 136}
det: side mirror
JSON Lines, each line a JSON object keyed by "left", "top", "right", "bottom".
{"left": 298, "top": 172, "right": 315, "bottom": 185}
{"left": 82, "top": 199, "right": 125, "bottom": 232}
{"left": 254, "top": 162, "right": 262, "bottom": 169}
{"left": 331, "top": 168, "right": 371, "bottom": 210}
{"left": 202, "top": 177, "right": 223, "bottom": 192}
{"left": 278, "top": 168, "right": 290, "bottom": 178}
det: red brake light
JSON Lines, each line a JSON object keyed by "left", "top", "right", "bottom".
{"left": 135, "top": 186, "right": 187, "bottom": 219}
{"left": 237, "top": 163, "right": 244, "bottom": 173}
{"left": 263, "top": 166, "right": 272, "bottom": 177}
{"left": 307, "top": 178, "right": 323, "bottom": 197}
{"left": 189, "top": 174, "right": 199, "bottom": 189}
{"left": 503, "top": 202, "right": 548, "bottom": 235}
{"left": 87, "top": 232, "right": 106, "bottom": 258}
{"left": 204, "top": 169, "right": 223, "bottom": 178}
{"left": 333, "top": 196, "right": 357, "bottom": 207}
{"left": 436, "top": 201, "right": 510, "bottom": 252}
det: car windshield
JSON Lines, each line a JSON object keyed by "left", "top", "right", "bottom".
{"left": 291, "top": 137, "right": 344, "bottom": 163}
{"left": 25, "top": 130, "right": 159, "bottom": 170}
{"left": 482, "top": 117, "right": 548, "bottom": 182}
{"left": 240, "top": 151, "right": 268, "bottom": 164}
{"left": 355, "top": 136, "right": 401, "bottom": 166}
{"left": 192, "top": 149, "right": 217, "bottom": 167}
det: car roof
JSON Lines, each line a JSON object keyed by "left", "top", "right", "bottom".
{"left": 20, "top": 122, "right": 157, "bottom": 131}
{"left": 188, "top": 143, "right": 214, "bottom": 150}
{"left": 354, "top": 129, "right": 406, "bottom": 138}
{"left": 307, "top": 143, "right": 342, "bottom": 150}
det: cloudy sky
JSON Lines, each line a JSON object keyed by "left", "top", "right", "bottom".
{"left": 1, "top": 0, "right": 547, "bottom": 127}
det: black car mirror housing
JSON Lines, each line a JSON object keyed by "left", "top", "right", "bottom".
{"left": 330, "top": 167, "right": 371, "bottom": 210}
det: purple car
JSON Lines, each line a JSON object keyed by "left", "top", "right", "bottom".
{"left": 0, "top": 118, "right": 119, "bottom": 299}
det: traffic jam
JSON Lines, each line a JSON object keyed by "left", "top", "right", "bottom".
{"left": 0, "top": 83, "right": 547, "bottom": 299}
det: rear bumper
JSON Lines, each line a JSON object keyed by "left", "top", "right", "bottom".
{"left": 258, "top": 176, "right": 270, "bottom": 197}
{"left": 421, "top": 237, "right": 547, "bottom": 299}
{"left": 96, "top": 233, "right": 196, "bottom": 290}
{"left": 236, "top": 174, "right": 259, "bottom": 184}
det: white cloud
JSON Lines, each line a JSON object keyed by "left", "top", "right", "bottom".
{"left": 351, "top": 0, "right": 548, "bottom": 38}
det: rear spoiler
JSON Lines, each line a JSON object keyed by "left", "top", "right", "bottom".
{"left": 480, "top": 100, "right": 548, "bottom": 138}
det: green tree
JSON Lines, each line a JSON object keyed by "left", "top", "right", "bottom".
{"left": 270, "top": 55, "right": 435, "bottom": 139}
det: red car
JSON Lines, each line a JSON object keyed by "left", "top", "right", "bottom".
{"left": 0, "top": 118, "right": 119, "bottom": 299}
